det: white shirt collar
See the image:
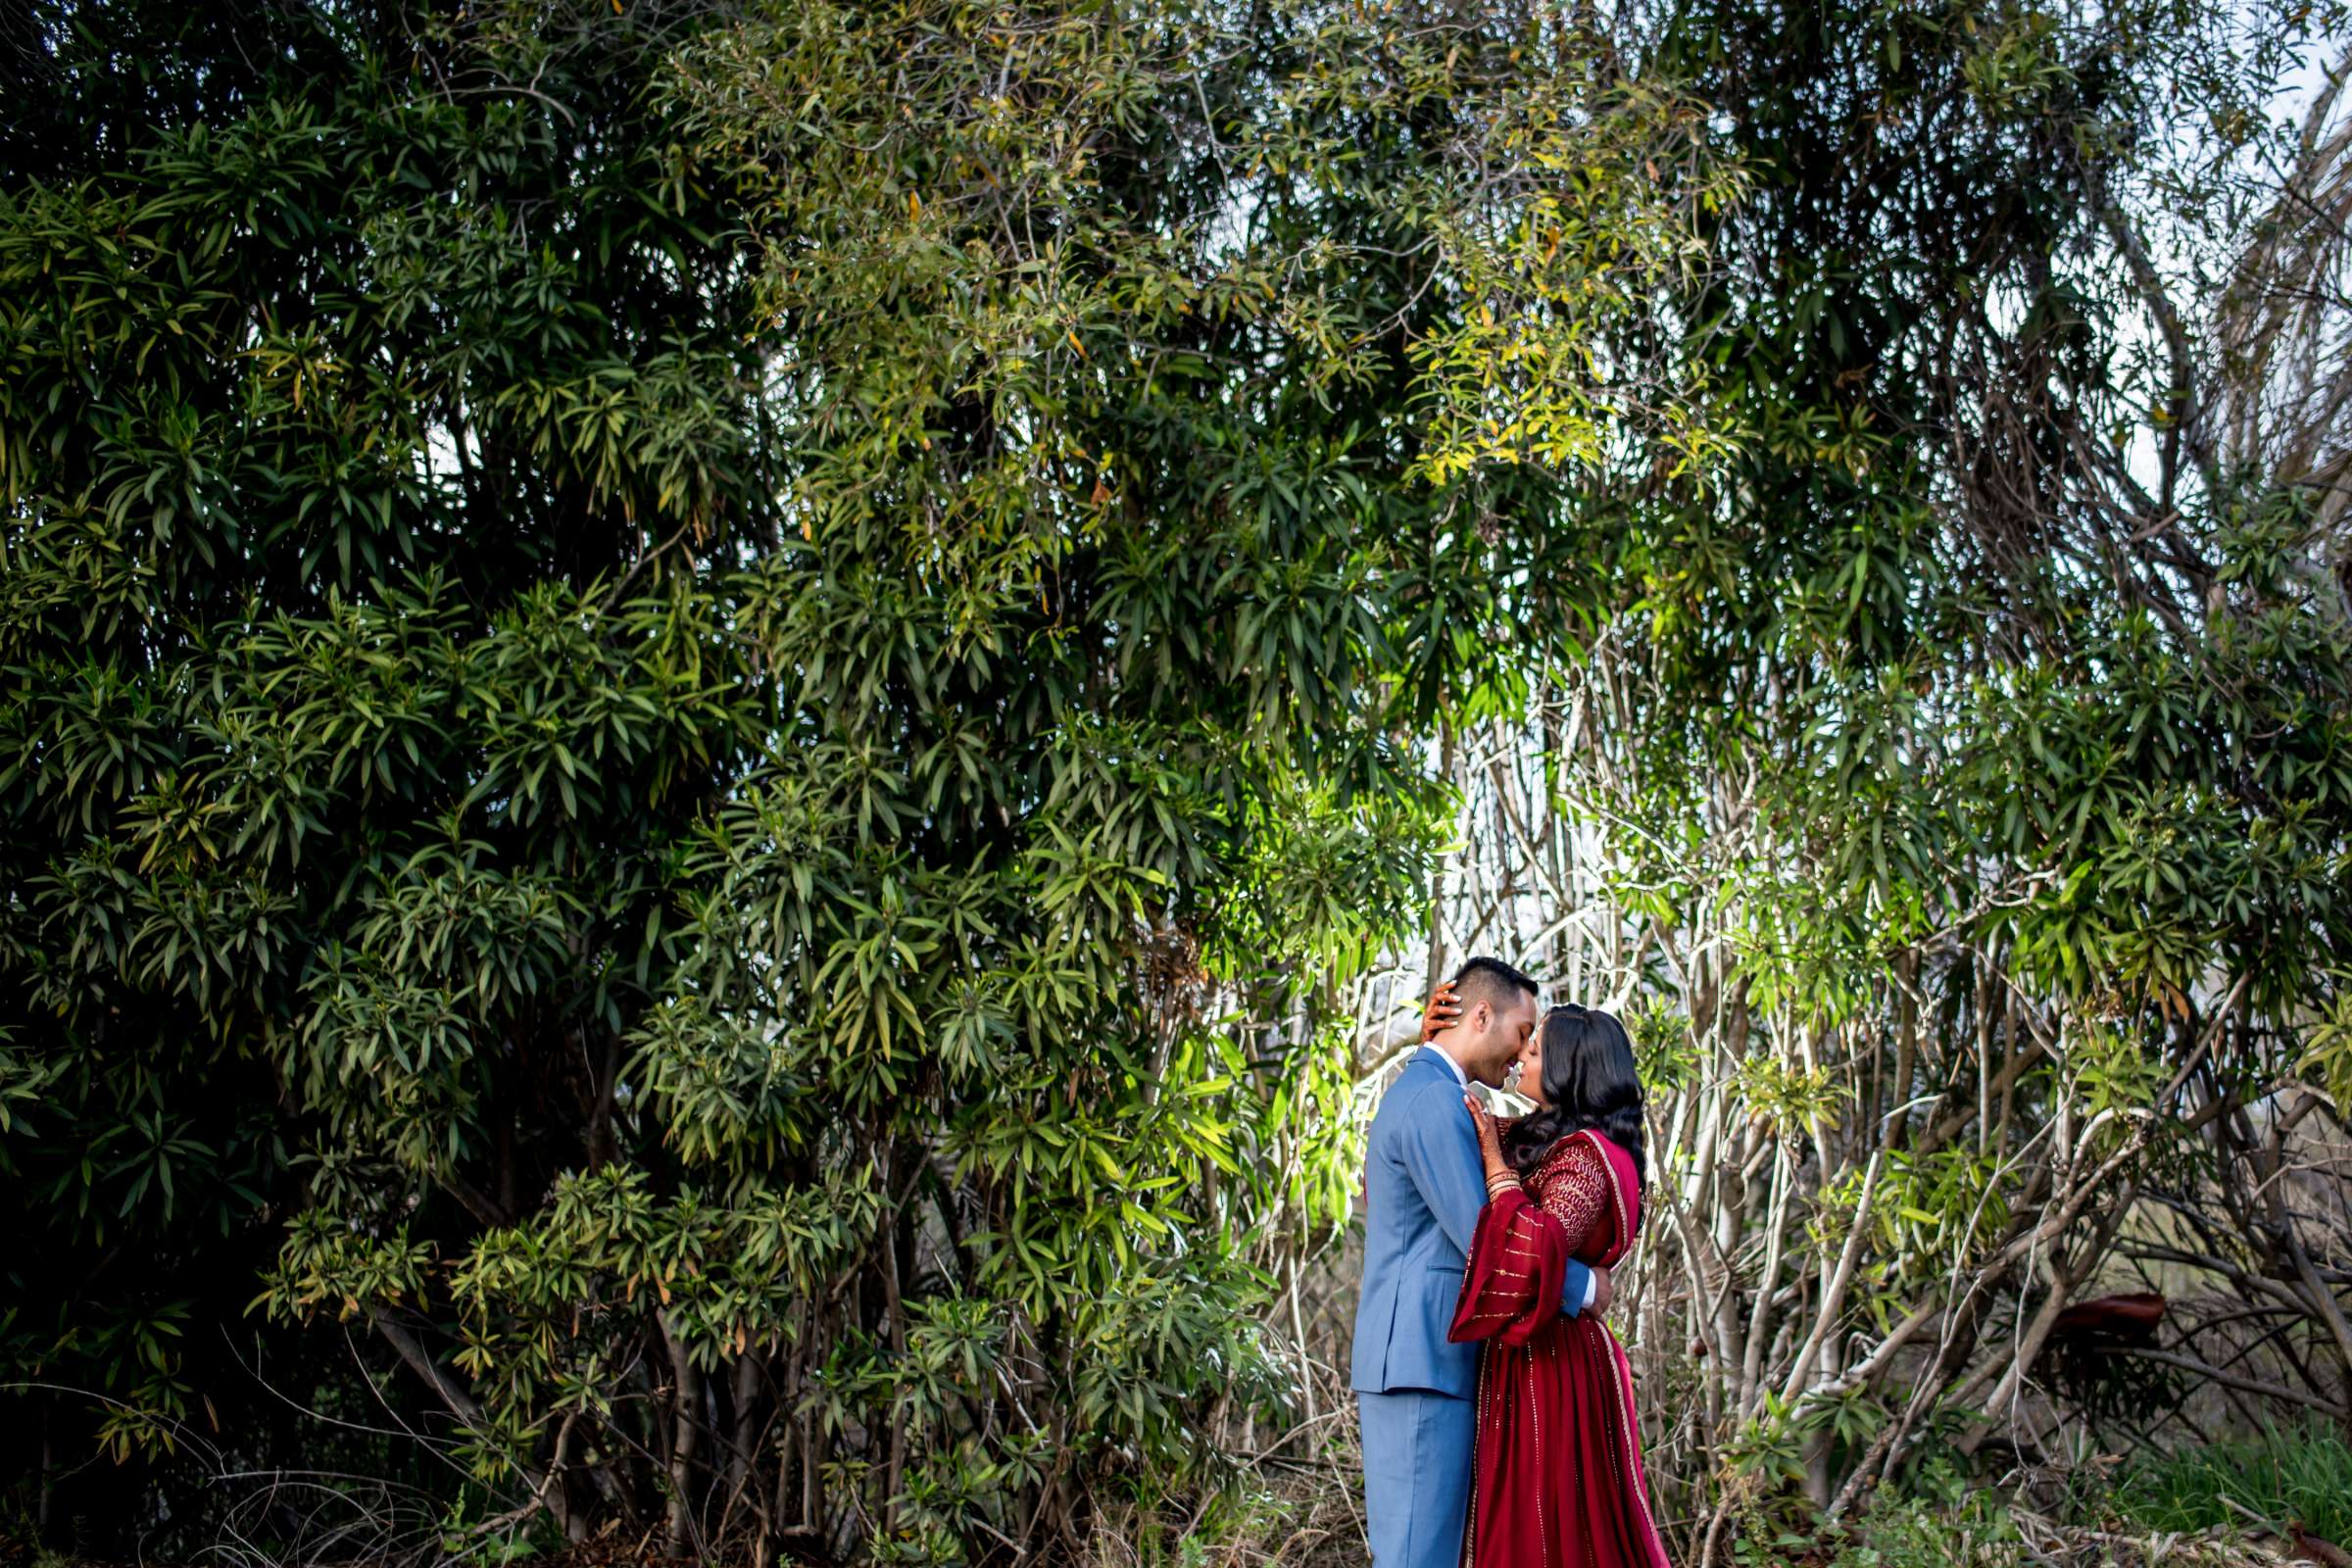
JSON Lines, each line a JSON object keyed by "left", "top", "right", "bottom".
{"left": 1423, "top": 1044, "right": 1469, "bottom": 1090}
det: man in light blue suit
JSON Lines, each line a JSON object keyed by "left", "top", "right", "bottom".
{"left": 1352, "top": 956, "right": 1611, "bottom": 1568}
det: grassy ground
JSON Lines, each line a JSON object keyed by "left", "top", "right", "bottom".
{"left": 2110, "top": 1421, "right": 2352, "bottom": 1547}
{"left": 1083, "top": 1429, "right": 2352, "bottom": 1568}
{"left": 10, "top": 1430, "right": 2350, "bottom": 1565}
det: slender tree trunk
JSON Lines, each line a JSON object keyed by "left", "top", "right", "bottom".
{"left": 662, "top": 1311, "right": 704, "bottom": 1556}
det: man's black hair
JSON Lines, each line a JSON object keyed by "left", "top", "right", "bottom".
{"left": 1449, "top": 956, "right": 1539, "bottom": 1015}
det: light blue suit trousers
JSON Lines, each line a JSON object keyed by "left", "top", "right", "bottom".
{"left": 1358, "top": 1386, "right": 1476, "bottom": 1568}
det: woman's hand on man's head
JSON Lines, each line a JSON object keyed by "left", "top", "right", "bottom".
{"left": 1420, "top": 981, "right": 1461, "bottom": 1043}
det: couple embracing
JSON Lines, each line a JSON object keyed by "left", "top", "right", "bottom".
{"left": 1352, "top": 956, "right": 1671, "bottom": 1568}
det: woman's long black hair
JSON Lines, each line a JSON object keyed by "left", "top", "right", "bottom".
{"left": 1505, "top": 1004, "right": 1647, "bottom": 1191}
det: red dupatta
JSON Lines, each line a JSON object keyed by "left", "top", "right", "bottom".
{"left": 1446, "top": 1129, "right": 1672, "bottom": 1568}
{"left": 1583, "top": 1129, "right": 1642, "bottom": 1267}
{"left": 1450, "top": 1128, "right": 1643, "bottom": 1345}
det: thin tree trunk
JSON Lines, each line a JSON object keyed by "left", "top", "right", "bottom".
{"left": 662, "top": 1311, "right": 704, "bottom": 1556}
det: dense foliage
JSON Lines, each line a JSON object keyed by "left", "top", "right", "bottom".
{"left": 0, "top": 0, "right": 1721, "bottom": 1557}
{"left": 1395, "top": 0, "right": 2352, "bottom": 1549}
{"left": 5, "top": 0, "right": 2348, "bottom": 1561}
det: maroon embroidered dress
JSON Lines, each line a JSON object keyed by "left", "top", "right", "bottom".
{"left": 1446, "top": 1129, "right": 1671, "bottom": 1568}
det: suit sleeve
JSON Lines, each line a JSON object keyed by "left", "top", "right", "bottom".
{"left": 1558, "top": 1255, "right": 1592, "bottom": 1318}
{"left": 1396, "top": 1081, "right": 1590, "bottom": 1318}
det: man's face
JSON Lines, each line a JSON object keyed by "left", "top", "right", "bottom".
{"left": 1467, "top": 993, "right": 1540, "bottom": 1088}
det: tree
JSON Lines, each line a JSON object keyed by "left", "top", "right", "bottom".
{"left": 0, "top": 0, "right": 1714, "bottom": 1556}
{"left": 1384, "top": 0, "right": 2352, "bottom": 1547}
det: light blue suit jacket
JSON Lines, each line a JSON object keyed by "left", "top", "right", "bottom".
{"left": 1350, "top": 1047, "right": 1591, "bottom": 1396}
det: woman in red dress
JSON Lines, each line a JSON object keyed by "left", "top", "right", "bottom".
{"left": 1447, "top": 1003, "right": 1671, "bottom": 1568}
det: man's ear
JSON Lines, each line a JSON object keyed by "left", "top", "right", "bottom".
{"left": 1470, "top": 1000, "right": 1492, "bottom": 1034}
